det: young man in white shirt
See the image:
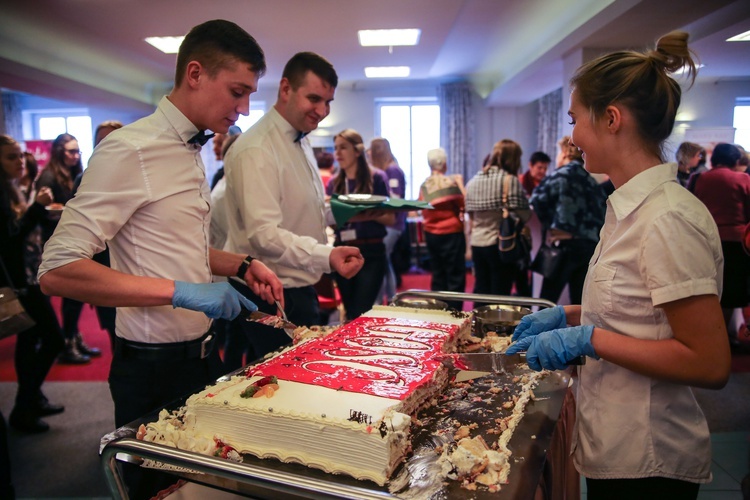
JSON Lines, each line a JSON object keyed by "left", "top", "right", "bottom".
{"left": 39, "top": 19, "right": 284, "bottom": 424}
{"left": 223, "top": 52, "right": 364, "bottom": 358}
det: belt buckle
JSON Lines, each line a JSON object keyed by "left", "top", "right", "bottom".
{"left": 200, "top": 333, "right": 213, "bottom": 359}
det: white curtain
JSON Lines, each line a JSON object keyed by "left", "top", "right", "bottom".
{"left": 439, "top": 82, "right": 476, "bottom": 182}
{"left": 1, "top": 91, "right": 23, "bottom": 140}
{"left": 536, "top": 88, "right": 563, "bottom": 160}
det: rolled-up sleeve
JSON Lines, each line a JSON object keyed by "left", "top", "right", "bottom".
{"left": 38, "top": 140, "right": 147, "bottom": 278}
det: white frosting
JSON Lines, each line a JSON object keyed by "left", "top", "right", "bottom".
{"left": 143, "top": 307, "right": 470, "bottom": 486}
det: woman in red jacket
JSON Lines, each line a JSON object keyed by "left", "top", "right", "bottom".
{"left": 691, "top": 143, "right": 750, "bottom": 346}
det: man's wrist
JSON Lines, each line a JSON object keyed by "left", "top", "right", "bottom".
{"left": 235, "top": 255, "right": 255, "bottom": 280}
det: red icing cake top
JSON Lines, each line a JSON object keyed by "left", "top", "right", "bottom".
{"left": 248, "top": 316, "right": 458, "bottom": 400}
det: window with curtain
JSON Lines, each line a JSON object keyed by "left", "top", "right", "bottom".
{"left": 438, "top": 82, "right": 475, "bottom": 184}
{"left": 376, "top": 98, "right": 440, "bottom": 200}
{"left": 536, "top": 88, "right": 563, "bottom": 162}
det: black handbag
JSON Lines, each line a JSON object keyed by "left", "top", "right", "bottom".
{"left": 498, "top": 175, "right": 531, "bottom": 264}
{"left": 530, "top": 230, "right": 566, "bottom": 278}
{"left": 0, "top": 259, "right": 35, "bottom": 339}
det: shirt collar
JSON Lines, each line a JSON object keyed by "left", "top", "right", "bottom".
{"left": 158, "top": 96, "right": 202, "bottom": 148}
{"left": 608, "top": 163, "right": 678, "bottom": 221}
{"left": 267, "top": 107, "right": 305, "bottom": 143}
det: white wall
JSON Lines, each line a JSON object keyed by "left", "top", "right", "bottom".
{"left": 667, "top": 78, "right": 750, "bottom": 158}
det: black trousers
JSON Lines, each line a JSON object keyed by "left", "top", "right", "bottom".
{"left": 334, "top": 242, "right": 387, "bottom": 320}
{"left": 14, "top": 285, "right": 64, "bottom": 409}
{"left": 226, "top": 281, "right": 319, "bottom": 366}
{"left": 109, "top": 342, "right": 225, "bottom": 500}
{"left": 586, "top": 476, "right": 699, "bottom": 499}
{"left": 471, "top": 244, "right": 525, "bottom": 308}
{"left": 0, "top": 411, "right": 13, "bottom": 500}
{"left": 540, "top": 239, "right": 598, "bottom": 305}
{"left": 425, "top": 231, "right": 466, "bottom": 310}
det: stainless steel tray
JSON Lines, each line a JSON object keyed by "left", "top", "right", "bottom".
{"left": 101, "top": 291, "right": 569, "bottom": 499}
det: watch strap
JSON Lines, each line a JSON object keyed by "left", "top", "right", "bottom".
{"left": 235, "top": 255, "right": 255, "bottom": 280}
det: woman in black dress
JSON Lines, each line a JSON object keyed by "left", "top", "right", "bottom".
{"left": 0, "top": 134, "right": 65, "bottom": 433}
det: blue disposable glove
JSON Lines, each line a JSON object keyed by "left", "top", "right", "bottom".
{"left": 511, "top": 305, "right": 567, "bottom": 342}
{"left": 506, "top": 325, "right": 598, "bottom": 371}
{"left": 172, "top": 281, "right": 257, "bottom": 320}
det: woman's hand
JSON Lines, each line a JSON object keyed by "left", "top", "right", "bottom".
{"left": 35, "top": 187, "right": 53, "bottom": 206}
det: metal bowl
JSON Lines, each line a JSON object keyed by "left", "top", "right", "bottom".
{"left": 472, "top": 304, "right": 532, "bottom": 337}
{"left": 390, "top": 297, "right": 450, "bottom": 310}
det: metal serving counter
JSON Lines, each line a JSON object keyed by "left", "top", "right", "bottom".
{"left": 101, "top": 291, "right": 572, "bottom": 499}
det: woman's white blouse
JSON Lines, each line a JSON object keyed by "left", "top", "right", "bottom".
{"left": 576, "top": 163, "right": 723, "bottom": 482}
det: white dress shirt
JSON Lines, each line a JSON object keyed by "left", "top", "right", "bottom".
{"left": 575, "top": 163, "right": 723, "bottom": 482}
{"left": 38, "top": 96, "right": 212, "bottom": 343}
{"left": 222, "top": 107, "right": 332, "bottom": 288}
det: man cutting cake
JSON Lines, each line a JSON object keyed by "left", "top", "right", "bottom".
{"left": 38, "top": 20, "right": 283, "bottom": 496}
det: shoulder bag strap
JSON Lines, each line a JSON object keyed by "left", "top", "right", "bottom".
{"left": 501, "top": 173, "right": 511, "bottom": 207}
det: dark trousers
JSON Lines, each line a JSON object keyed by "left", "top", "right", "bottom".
{"left": 471, "top": 244, "right": 525, "bottom": 307}
{"left": 334, "top": 242, "right": 387, "bottom": 320}
{"left": 586, "top": 477, "right": 699, "bottom": 500}
{"left": 0, "top": 411, "right": 13, "bottom": 500}
{"left": 226, "top": 281, "right": 319, "bottom": 366}
{"left": 425, "top": 231, "right": 466, "bottom": 310}
{"left": 109, "top": 346, "right": 223, "bottom": 499}
{"left": 14, "top": 285, "right": 64, "bottom": 409}
{"left": 540, "top": 239, "right": 597, "bottom": 304}
{"left": 61, "top": 297, "right": 84, "bottom": 340}
{"left": 108, "top": 347, "right": 224, "bottom": 428}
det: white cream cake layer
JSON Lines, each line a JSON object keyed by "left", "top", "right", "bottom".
{"left": 188, "top": 375, "right": 410, "bottom": 485}
{"left": 185, "top": 308, "right": 471, "bottom": 486}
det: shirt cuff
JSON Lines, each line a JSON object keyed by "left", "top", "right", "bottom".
{"left": 312, "top": 243, "right": 333, "bottom": 274}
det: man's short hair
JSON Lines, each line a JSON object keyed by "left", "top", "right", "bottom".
{"left": 282, "top": 52, "right": 338, "bottom": 90}
{"left": 529, "top": 151, "right": 551, "bottom": 164}
{"left": 175, "top": 19, "right": 266, "bottom": 87}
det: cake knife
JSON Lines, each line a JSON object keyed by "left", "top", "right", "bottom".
{"left": 444, "top": 352, "right": 585, "bottom": 375}
{"left": 241, "top": 309, "right": 297, "bottom": 339}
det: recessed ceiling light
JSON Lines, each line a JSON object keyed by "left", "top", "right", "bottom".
{"left": 364, "top": 66, "right": 411, "bottom": 78}
{"left": 727, "top": 29, "right": 750, "bottom": 42}
{"left": 145, "top": 36, "right": 184, "bottom": 54}
{"left": 358, "top": 29, "right": 421, "bottom": 47}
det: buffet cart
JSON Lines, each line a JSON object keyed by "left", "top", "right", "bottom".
{"left": 101, "top": 291, "right": 574, "bottom": 499}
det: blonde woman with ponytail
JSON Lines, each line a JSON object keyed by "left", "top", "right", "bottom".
{"left": 507, "top": 32, "right": 730, "bottom": 498}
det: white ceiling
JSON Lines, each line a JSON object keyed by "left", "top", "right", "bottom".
{"left": 1, "top": 0, "right": 749, "bottom": 113}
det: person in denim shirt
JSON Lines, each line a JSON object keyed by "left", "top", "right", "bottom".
{"left": 530, "top": 139, "right": 606, "bottom": 304}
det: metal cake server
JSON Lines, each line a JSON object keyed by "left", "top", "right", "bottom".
{"left": 445, "top": 352, "right": 585, "bottom": 375}
{"left": 242, "top": 309, "right": 297, "bottom": 340}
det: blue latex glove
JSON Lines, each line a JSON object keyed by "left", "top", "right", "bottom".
{"left": 506, "top": 325, "right": 599, "bottom": 371}
{"left": 511, "top": 305, "right": 567, "bottom": 342}
{"left": 172, "top": 281, "right": 257, "bottom": 320}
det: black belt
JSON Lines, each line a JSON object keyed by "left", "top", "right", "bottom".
{"left": 114, "top": 332, "right": 215, "bottom": 362}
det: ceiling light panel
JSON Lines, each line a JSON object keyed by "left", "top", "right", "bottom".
{"left": 358, "top": 29, "right": 421, "bottom": 47}
{"left": 727, "top": 29, "right": 750, "bottom": 42}
{"left": 145, "top": 36, "right": 184, "bottom": 54}
{"left": 364, "top": 66, "right": 411, "bottom": 78}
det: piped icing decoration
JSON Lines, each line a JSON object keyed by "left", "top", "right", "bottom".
{"left": 239, "top": 375, "right": 278, "bottom": 398}
{"left": 248, "top": 317, "right": 458, "bottom": 400}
